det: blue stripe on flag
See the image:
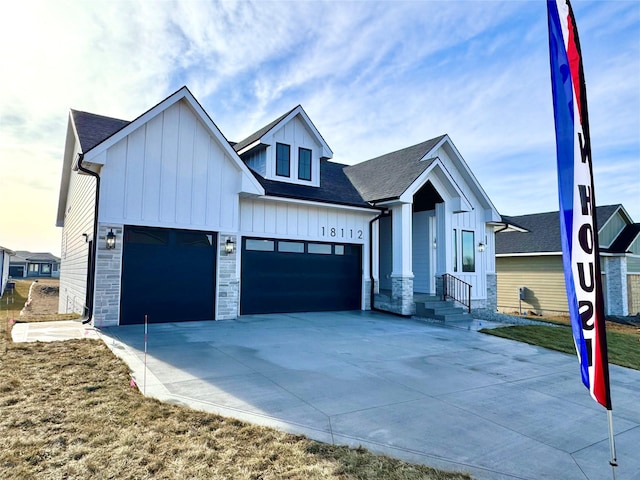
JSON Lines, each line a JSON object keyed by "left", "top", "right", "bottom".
{"left": 547, "top": 0, "right": 590, "bottom": 387}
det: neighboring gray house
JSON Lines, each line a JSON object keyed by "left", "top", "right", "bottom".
{"left": 9, "top": 251, "right": 60, "bottom": 279}
{"left": 0, "top": 246, "right": 14, "bottom": 297}
{"left": 56, "top": 86, "right": 501, "bottom": 327}
{"left": 496, "top": 204, "right": 640, "bottom": 316}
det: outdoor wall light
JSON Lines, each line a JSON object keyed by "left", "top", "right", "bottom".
{"left": 106, "top": 229, "right": 116, "bottom": 250}
{"left": 225, "top": 237, "right": 236, "bottom": 255}
{"left": 478, "top": 242, "right": 486, "bottom": 252}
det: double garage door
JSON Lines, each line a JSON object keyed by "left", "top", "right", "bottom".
{"left": 119, "top": 227, "right": 362, "bottom": 324}
{"left": 241, "top": 237, "right": 362, "bottom": 315}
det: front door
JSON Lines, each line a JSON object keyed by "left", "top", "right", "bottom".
{"left": 412, "top": 210, "right": 436, "bottom": 294}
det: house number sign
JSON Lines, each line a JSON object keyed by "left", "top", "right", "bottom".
{"left": 321, "top": 226, "right": 363, "bottom": 239}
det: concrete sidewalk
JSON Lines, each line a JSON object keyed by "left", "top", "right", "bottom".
{"left": 11, "top": 319, "right": 101, "bottom": 342}
{"left": 95, "top": 311, "right": 640, "bottom": 480}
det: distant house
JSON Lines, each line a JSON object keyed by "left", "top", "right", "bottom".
{"left": 55, "top": 86, "right": 501, "bottom": 326}
{"left": 9, "top": 251, "right": 61, "bottom": 279}
{"left": 0, "top": 246, "right": 14, "bottom": 297}
{"left": 496, "top": 205, "right": 640, "bottom": 317}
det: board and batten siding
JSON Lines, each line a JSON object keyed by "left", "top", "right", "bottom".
{"left": 496, "top": 255, "right": 569, "bottom": 314}
{"left": 265, "top": 116, "right": 321, "bottom": 186}
{"left": 240, "top": 198, "right": 373, "bottom": 245}
{"left": 240, "top": 197, "right": 376, "bottom": 295}
{"left": 98, "top": 100, "right": 242, "bottom": 232}
{"left": 450, "top": 208, "right": 493, "bottom": 300}
{"left": 59, "top": 144, "right": 96, "bottom": 315}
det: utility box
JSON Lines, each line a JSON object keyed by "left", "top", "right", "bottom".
{"left": 519, "top": 287, "right": 526, "bottom": 301}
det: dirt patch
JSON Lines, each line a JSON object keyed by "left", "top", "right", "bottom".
{"left": 18, "top": 279, "right": 79, "bottom": 322}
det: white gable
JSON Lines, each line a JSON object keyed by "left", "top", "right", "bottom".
{"left": 98, "top": 99, "right": 255, "bottom": 232}
{"left": 262, "top": 114, "right": 323, "bottom": 187}
{"left": 238, "top": 106, "right": 332, "bottom": 188}
{"left": 398, "top": 136, "right": 500, "bottom": 223}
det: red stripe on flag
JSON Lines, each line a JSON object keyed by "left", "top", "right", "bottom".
{"left": 566, "top": 12, "right": 583, "bottom": 121}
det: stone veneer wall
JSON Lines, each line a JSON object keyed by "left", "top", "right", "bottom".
{"left": 375, "top": 275, "right": 414, "bottom": 315}
{"left": 93, "top": 224, "right": 123, "bottom": 328}
{"left": 604, "top": 256, "right": 628, "bottom": 316}
{"left": 363, "top": 279, "right": 372, "bottom": 310}
{"left": 482, "top": 273, "right": 497, "bottom": 312}
{"left": 217, "top": 234, "right": 239, "bottom": 320}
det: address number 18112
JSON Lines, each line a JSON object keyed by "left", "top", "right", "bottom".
{"left": 321, "top": 227, "right": 363, "bottom": 239}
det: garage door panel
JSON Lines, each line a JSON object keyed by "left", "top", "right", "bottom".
{"left": 241, "top": 238, "right": 361, "bottom": 315}
{"left": 120, "top": 226, "right": 216, "bottom": 325}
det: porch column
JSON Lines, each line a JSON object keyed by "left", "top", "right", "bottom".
{"left": 603, "top": 256, "right": 628, "bottom": 316}
{"left": 390, "top": 203, "right": 415, "bottom": 315}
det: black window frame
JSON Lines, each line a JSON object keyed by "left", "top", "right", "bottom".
{"left": 452, "top": 229, "right": 457, "bottom": 272}
{"left": 298, "top": 147, "right": 312, "bottom": 181}
{"left": 276, "top": 143, "right": 291, "bottom": 177}
{"left": 461, "top": 230, "right": 475, "bottom": 272}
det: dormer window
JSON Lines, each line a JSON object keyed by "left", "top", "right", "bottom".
{"left": 298, "top": 147, "right": 312, "bottom": 181}
{"left": 276, "top": 143, "right": 290, "bottom": 177}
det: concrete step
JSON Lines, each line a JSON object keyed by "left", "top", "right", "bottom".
{"left": 431, "top": 312, "right": 471, "bottom": 322}
{"left": 415, "top": 299, "right": 471, "bottom": 322}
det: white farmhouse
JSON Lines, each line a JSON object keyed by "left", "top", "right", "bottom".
{"left": 56, "top": 87, "right": 501, "bottom": 326}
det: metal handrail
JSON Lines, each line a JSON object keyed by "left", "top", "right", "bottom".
{"left": 442, "top": 273, "right": 472, "bottom": 313}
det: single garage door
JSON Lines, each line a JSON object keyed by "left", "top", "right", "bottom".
{"left": 241, "top": 237, "right": 362, "bottom": 315}
{"left": 9, "top": 265, "right": 24, "bottom": 277}
{"left": 120, "top": 226, "right": 216, "bottom": 325}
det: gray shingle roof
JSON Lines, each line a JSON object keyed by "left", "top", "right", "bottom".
{"left": 343, "top": 136, "right": 446, "bottom": 203}
{"left": 496, "top": 205, "right": 623, "bottom": 254}
{"left": 233, "top": 106, "right": 299, "bottom": 153}
{"left": 71, "top": 109, "right": 130, "bottom": 152}
{"left": 11, "top": 251, "right": 60, "bottom": 263}
{"left": 250, "top": 159, "right": 375, "bottom": 209}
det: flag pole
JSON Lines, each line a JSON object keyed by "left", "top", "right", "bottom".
{"left": 144, "top": 313, "right": 148, "bottom": 396}
{"left": 607, "top": 410, "right": 618, "bottom": 478}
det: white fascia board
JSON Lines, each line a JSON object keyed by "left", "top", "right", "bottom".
{"left": 398, "top": 158, "right": 472, "bottom": 212}
{"left": 438, "top": 135, "right": 501, "bottom": 222}
{"left": 56, "top": 116, "right": 79, "bottom": 227}
{"left": 81, "top": 87, "right": 191, "bottom": 163}
{"left": 263, "top": 106, "right": 333, "bottom": 159}
{"left": 235, "top": 140, "right": 262, "bottom": 156}
{"left": 490, "top": 222, "right": 529, "bottom": 233}
{"left": 259, "top": 195, "right": 379, "bottom": 214}
{"left": 599, "top": 252, "right": 627, "bottom": 258}
{"left": 496, "top": 252, "right": 562, "bottom": 257}
{"left": 374, "top": 199, "right": 409, "bottom": 207}
{"left": 81, "top": 86, "right": 264, "bottom": 196}
{"left": 599, "top": 205, "right": 632, "bottom": 234}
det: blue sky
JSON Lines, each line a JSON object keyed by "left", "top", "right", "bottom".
{"left": 1, "top": 0, "right": 638, "bottom": 255}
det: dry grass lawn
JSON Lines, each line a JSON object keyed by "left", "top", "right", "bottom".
{"left": 0, "top": 280, "right": 470, "bottom": 480}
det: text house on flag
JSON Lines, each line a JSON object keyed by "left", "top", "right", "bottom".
{"left": 547, "top": 0, "right": 612, "bottom": 410}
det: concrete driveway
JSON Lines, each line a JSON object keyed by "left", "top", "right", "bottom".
{"left": 100, "top": 311, "right": 640, "bottom": 480}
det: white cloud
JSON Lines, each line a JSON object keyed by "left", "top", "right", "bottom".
{"left": 0, "top": 0, "right": 638, "bottom": 255}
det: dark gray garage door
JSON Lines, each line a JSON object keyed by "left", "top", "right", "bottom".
{"left": 9, "top": 265, "right": 24, "bottom": 277}
{"left": 120, "top": 226, "right": 216, "bottom": 325}
{"left": 241, "top": 238, "right": 362, "bottom": 315}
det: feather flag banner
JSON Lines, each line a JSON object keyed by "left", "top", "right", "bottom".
{"left": 547, "top": 0, "right": 612, "bottom": 410}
